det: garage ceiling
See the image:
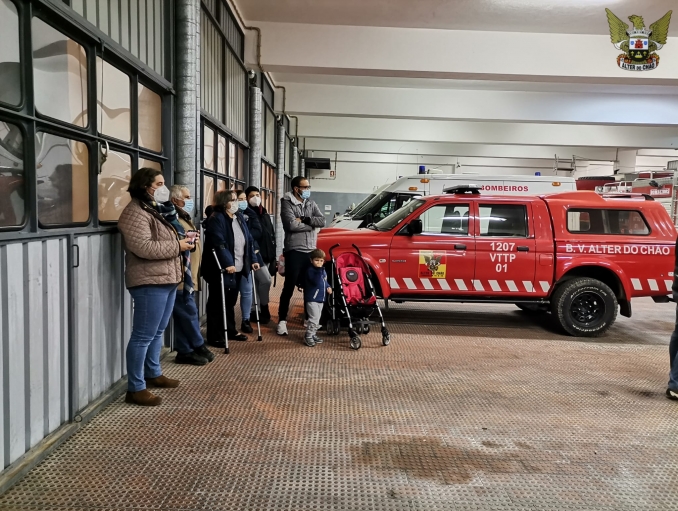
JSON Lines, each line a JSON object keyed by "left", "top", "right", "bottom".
{"left": 239, "top": 0, "right": 676, "bottom": 35}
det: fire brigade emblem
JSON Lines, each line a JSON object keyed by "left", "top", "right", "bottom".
{"left": 419, "top": 251, "right": 446, "bottom": 279}
{"left": 605, "top": 9, "right": 672, "bottom": 71}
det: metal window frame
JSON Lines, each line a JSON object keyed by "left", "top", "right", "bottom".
{"left": 200, "top": 4, "right": 248, "bottom": 143}
{"left": 0, "top": 0, "right": 173, "bottom": 242}
{"left": 200, "top": 117, "right": 247, "bottom": 218}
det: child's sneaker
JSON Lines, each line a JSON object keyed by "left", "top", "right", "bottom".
{"left": 304, "top": 336, "right": 316, "bottom": 347}
{"left": 312, "top": 335, "right": 324, "bottom": 344}
{"left": 276, "top": 321, "right": 288, "bottom": 336}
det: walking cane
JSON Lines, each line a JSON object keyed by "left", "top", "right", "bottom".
{"left": 212, "top": 249, "right": 230, "bottom": 355}
{"left": 251, "top": 269, "right": 263, "bottom": 342}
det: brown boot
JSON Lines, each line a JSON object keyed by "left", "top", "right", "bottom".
{"left": 125, "top": 389, "right": 162, "bottom": 406}
{"left": 145, "top": 375, "right": 180, "bottom": 388}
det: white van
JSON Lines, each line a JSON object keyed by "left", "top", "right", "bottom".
{"left": 328, "top": 174, "right": 576, "bottom": 230}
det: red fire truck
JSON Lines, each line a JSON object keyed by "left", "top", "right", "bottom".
{"left": 316, "top": 186, "right": 677, "bottom": 337}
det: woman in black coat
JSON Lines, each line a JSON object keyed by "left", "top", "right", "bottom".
{"left": 202, "top": 190, "right": 259, "bottom": 344}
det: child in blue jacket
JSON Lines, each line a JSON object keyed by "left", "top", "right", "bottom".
{"left": 304, "top": 249, "right": 332, "bottom": 347}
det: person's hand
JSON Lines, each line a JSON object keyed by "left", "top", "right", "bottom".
{"left": 295, "top": 218, "right": 302, "bottom": 222}
{"left": 225, "top": 266, "right": 236, "bottom": 274}
{"left": 327, "top": 288, "right": 333, "bottom": 295}
{"left": 252, "top": 263, "right": 260, "bottom": 271}
{"left": 179, "top": 239, "right": 194, "bottom": 251}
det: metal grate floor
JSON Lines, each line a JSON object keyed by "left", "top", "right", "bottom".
{"left": 2, "top": 292, "right": 677, "bottom": 510}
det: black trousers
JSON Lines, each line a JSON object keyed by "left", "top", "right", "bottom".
{"left": 278, "top": 250, "right": 311, "bottom": 322}
{"left": 206, "top": 274, "right": 243, "bottom": 341}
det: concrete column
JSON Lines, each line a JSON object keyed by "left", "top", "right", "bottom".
{"left": 617, "top": 149, "right": 638, "bottom": 176}
{"left": 175, "top": 0, "right": 199, "bottom": 213}
{"left": 249, "top": 86, "right": 263, "bottom": 188}
{"left": 292, "top": 145, "right": 299, "bottom": 178}
{"left": 275, "top": 124, "right": 286, "bottom": 258}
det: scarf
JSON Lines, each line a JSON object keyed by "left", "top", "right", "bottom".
{"left": 150, "top": 199, "right": 194, "bottom": 297}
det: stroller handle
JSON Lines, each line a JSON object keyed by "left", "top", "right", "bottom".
{"left": 328, "top": 244, "right": 340, "bottom": 259}
{"left": 352, "top": 244, "right": 363, "bottom": 257}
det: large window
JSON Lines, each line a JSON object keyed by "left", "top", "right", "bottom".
{"left": 1, "top": 4, "right": 171, "bottom": 233}
{"left": 0, "top": 0, "right": 21, "bottom": 107}
{"left": 0, "top": 121, "right": 24, "bottom": 227}
{"left": 200, "top": 0, "right": 247, "bottom": 142}
{"left": 32, "top": 17, "right": 88, "bottom": 127}
{"left": 67, "top": 0, "right": 168, "bottom": 79}
{"left": 201, "top": 121, "right": 246, "bottom": 217}
{"left": 261, "top": 162, "right": 276, "bottom": 215}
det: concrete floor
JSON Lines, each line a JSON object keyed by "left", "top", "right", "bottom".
{"left": 2, "top": 293, "right": 677, "bottom": 511}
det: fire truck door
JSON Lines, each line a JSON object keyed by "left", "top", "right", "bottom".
{"left": 389, "top": 202, "right": 475, "bottom": 294}
{"left": 473, "top": 202, "right": 537, "bottom": 295}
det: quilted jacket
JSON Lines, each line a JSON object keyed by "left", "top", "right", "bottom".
{"left": 118, "top": 199, "right": 182, "bottom": 289}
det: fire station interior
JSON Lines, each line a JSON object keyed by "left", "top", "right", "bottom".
{"left": 1, "top": 0, "right": 678, "bottom": 509}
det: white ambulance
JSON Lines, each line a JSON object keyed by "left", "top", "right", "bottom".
{"left": 328, "top": 174, "right": 577, "bottom": 230}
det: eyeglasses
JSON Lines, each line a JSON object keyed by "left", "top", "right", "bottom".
{"left": 297, "top": 185, "right": 311, "bottom": 190}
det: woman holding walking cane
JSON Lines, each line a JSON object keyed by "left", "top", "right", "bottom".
{"left": 201, "top": 190, "right": 259, "bottom": 348}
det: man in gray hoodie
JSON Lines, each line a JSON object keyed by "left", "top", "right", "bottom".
{"left": 277, "top": 176, "right": 326, "bottom": 336}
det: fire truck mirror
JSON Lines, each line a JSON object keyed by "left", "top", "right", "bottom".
{"left": 409, "top": 219, "right": 423, "bottom": 235}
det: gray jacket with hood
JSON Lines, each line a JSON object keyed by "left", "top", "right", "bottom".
{"left": 280, "top": 192, "right": 326, "bottom": 252}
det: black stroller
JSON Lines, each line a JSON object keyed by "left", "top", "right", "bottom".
{"left": 325, "top": 244, "right": 390, "bottom": 350}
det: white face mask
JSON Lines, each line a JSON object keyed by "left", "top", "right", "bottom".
{"left": 249, "top": 196, "right": 261, "bottom": 207}
{"left": 154, "top": 185, "right": 170, "bottom": 203}
{"left": 227, "top": 202, "right": 239, "bottom": 214}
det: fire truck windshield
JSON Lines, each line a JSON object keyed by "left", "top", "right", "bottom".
{"left": 374, "top": 199, "right": 425, "bottom": 231}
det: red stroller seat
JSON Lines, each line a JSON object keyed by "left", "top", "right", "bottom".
{"left": 335, "top": 253, "right": 377, "bottom": 307}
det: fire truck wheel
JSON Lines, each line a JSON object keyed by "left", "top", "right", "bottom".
{"left": 551, "top": 278, "right": 618, "bottom": 337}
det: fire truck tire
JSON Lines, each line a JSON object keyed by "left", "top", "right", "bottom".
{"left": 551, "top": 278, "right": 618, "bottom": 337}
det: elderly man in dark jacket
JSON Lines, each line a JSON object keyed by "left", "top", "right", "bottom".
{"left": 243, "top": 186, "right": 275, "bottom": 324}
{"left": 277, "top": 176, "right": 325, "bottom": 336}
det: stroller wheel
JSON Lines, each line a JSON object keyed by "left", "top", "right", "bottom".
{"left": 363, "top": 324, "right": 370, "bottom": 334}
{"left": 382, "top": 333, "right": 390, "bottom": 346}
{"left": 350, "top": 336, "right": 362, "bottom": 350}
{"left": 331, "top": 320, "right": 341, "bottom": 336}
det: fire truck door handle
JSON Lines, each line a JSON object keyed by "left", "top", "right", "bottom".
{"left": 454, "top": 244, "right": 467, "bottom": 250}
{"left": 517, "top": 246, "right": 530, "bottom": 252}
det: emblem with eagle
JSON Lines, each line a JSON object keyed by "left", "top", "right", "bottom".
{"left": 605, "top": 9, "right": 672, "bottom": 71}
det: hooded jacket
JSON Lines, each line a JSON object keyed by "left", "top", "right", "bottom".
{"left": 280, "top": 192, "right": 325, "bottom": 253}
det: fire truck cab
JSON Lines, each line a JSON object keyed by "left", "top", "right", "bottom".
{"left": 316, "top": 186, "right": 677, "bottom": 337}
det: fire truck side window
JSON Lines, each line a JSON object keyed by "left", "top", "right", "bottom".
{"left": 479, "top": 204, "right": 527, "bottom": 237}
{"left": 419, "top": 204, "right": 469, "bottom": 235}
{"left": 567, "top": 209, "right": 650, "bottom": 235}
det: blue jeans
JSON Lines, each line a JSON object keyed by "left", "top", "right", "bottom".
{"left": 240, "top": 273, "right": 252, "bottom": 321}
{"left": 172, "top": 291, "right": 205, "bottom": 354}
{"left": 670, "top": 304, "right": 678, "bottom": 391}
{"left": 127, "top": 284, "right": 177, "bottom": 392}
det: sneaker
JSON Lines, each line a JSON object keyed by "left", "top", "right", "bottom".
{"left": 175, "top": 351, "right": 209, "bottom": 366}
{"left": 304, "top": 336, "right": 316, "bottom": 347}
{"left": 241, "top": 320, "right": 253, "bottom": 333}
{"left": 666, "top": 388, "right": 678, "bottom": 401}
{"left": 194, "top": 344, "right": 215, "bottom": 362}
{"left": 277, "top": 321, "right": 288, "bottom": 336}
{"left": 312, "top": 335, "right": 324, "bottom": 344}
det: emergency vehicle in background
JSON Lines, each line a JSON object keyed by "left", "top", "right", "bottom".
{"left": 317, "top": 186, "right": 676, "bottom": 337}
{"left": 329, "top": 174, "right": 576, "bottom": 230}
